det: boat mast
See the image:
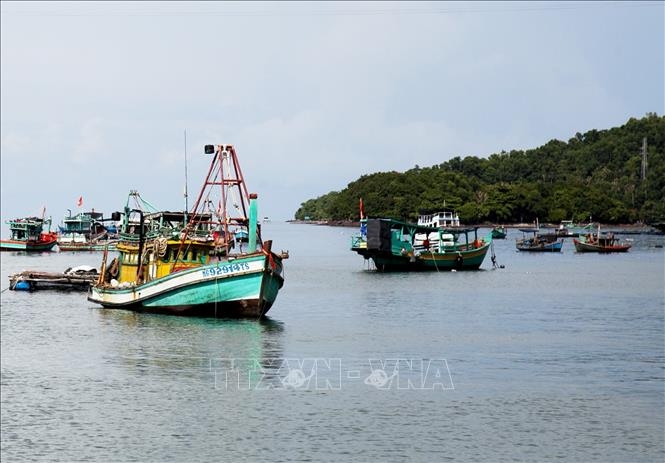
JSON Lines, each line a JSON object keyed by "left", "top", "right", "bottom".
{"left": 184, "top": 130, "right": 189, "bottom": 224}
{"left": 172, "top": 144, "right": 256, "bottom": 269}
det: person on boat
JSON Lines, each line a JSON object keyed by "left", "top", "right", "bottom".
{"left": 212, "top": 227, "right": 225, "bottom": 245}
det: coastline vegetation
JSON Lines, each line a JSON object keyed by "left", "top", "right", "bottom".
{"left": 295, "top": 114, "right": 665, "bottom": 225}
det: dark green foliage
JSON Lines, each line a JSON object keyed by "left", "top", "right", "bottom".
{"left": 294, "top": 115, "right": 665, "bottom": 224}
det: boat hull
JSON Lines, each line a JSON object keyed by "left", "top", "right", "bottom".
{"left": 573, "top": 239, "right": 631, "bottom": 253}
{"left": 88, "top": 253, "right": 284, "bottom": 318}
{"left": 0, "top": 237, "right": 58, "bottom": 252}
{"left": 516, "top": 241, "right": 563, "bottom": 252}
{"left": 57, "top": 240, "right": 118, "bottom": 252}
{"left": 357, "top": 243, "right": 491, "bottom": 272}
{"left": 491, "top": 226, "right": 507, "bottom": 239}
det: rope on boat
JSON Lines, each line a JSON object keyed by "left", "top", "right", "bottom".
{"left": 432, "top": 251, "right": 441, "bottom": 272}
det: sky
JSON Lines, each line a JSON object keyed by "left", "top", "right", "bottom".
{"left": 1, "top": 1, "right": 663, "bottom": 233}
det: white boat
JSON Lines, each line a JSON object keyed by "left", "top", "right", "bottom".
{"left": 417, "top": 211, "right": 460, "bottom": 228}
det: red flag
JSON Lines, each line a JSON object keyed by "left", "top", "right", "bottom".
{"left": 77, "top": 196, "right": 83, "bottom": 207}
{"left": 359, "top": 198, "right": 364, "bottom": 220}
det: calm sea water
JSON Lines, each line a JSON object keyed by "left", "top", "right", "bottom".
{"left": 1, "top": 223, "right": 664, "bottom": 462}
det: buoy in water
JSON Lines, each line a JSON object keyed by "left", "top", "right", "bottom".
{"left": 13, "top": 281, "right": 31, "bottom": 291}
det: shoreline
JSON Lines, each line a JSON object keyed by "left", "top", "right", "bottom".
{"left": 286, "top": 219, "right": 664, "bottom": 234}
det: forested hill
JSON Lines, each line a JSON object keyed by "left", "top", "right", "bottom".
{"left": 295, "top": 114, "right": 665, "bottom": 225}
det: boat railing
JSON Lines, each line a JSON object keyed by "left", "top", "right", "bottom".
{"left": 118, "top": 230, "right": 162, "bottom": 243}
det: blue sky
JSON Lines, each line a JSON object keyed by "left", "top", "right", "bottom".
{"left": 1, "top": 1, "right": 663, "bottom": 232}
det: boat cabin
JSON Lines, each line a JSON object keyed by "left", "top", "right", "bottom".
{"left": 7, "top": 217, "right": 49, "bottom": 241}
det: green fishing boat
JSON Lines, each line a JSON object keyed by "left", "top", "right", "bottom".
{"left": 88, "top": 144, "right": 287, "bottom": 318}
{"left": 491, "top": 226, "right": 507, "bottom": 239}
{"left": 57, "top": 210, "right": 119, "bottom": 251}
{"left": 351, "top": 218, "right": 492, "bottom": 272}
{"left": 0, "top": 216, "right": 58, "bottom": 252}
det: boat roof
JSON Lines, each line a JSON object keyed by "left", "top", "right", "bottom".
{"left": 417, "top": 209, "right": 459, "bottom": 216}
{"left": 7, "top": 216, "right": 45, "bottom": 223}
{"left": 6, "top": 217, "right": 48, "bottom": 227}
{"left": 142, "top": 210, "right": 205, "bottom": 221}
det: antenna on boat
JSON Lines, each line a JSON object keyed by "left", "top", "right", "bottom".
{"left": 184, "top": 129, "right": 189, "bottom": 223}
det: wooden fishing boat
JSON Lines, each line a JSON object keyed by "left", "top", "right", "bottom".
{"left": 573, "top": 225, "right": 631, "bottom": 253}
{"left": 0, "top": 216, "right": 58, "bottom": 252}
{"left": 57, "top": 210, "right": 119, "bottom": 251}
{"left": 351, "top": 218, "right": 492, "bottom": 272}
{"left": 516, "top": 231, "right": 563, "bottom": 252}
{"left": 88, "top": 144, "right": 287, "bottom": 318}
{"left": 491, "top": 226, "right": 507, "bottom": 239}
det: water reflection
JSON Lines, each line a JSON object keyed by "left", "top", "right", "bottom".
{"left": 93, "top": 309, "right": 285, "bottom": 383}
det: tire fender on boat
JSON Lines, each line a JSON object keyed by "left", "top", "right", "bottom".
{"left": 107, "top": 258, "right": 119, "bottom": 278}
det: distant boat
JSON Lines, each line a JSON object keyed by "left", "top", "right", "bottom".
{"left": 57, "top": 210, "right": 118, "bottom": 251}
{"left": 491, "top": 226, "right": 507, "bottom": 239}
{"left": 573, "top": 225, "right": 631, "bottom": 253}
{"left": 88, "top": 144, "right": 287, "bottom": 318}
{"left": 0, "top": 216, "right": 58, "bottom": 252}
{"left": 554, "top": 219, "right": 578, "bottom": 237}
{"left": 263, "top": 216, "right": 271, "bottom": 223}
{"left": 516, "top": 231, "right": 563, "bottom": 252}
{"left": 351, "top": 218, "right": 492, "bottom": 271}
{"left": 417, "top": 210, "right": 460, "bottom": 228}
{"left": 553, "top": 219, "right": 595, "bottom": 238}
{"left": 234, "top": 229, "right": 249, "bottom": 242}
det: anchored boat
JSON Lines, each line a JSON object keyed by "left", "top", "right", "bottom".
{"left": 57, "top": 210, "right": 119, "bottom": 251}
{"left": 573, "top": 225, "right": 631, "bottom": 253}
{"left": 491, "top": 226, "right": 507, "bottom": 239}
{"left": 88, "top": 144, "right": 287, "bottom": 318}
{"left": 0, "top": 216, "right": 58, "bottom": 252}
{"left": 516, "top": 231, "right": 563, "bottom": 252}
{"left": 351, "top": 218, "right": 492, "bottom": 271}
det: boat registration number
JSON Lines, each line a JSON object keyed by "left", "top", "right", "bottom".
{"left": 202, "top": 262, "right": 251, "bottom": 277}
